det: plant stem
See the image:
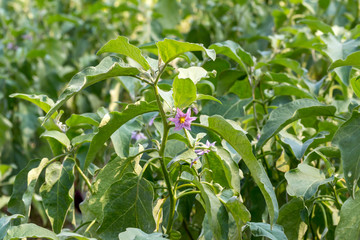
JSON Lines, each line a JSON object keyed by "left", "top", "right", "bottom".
{"left": 152, "top": 70, "right": 176, "bottom": 234}
{"left": 176, "top": 190, "right": 201, "bottom": 200}
{"left": 75, "top": 163, "right": 94, "bottom": 194}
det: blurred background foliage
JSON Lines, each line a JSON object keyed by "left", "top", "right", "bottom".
{"left": 1, "top": 0, "right": 360, "bottom": 237}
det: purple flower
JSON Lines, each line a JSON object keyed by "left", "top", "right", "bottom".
{"left": 149, "top": 115, "right": 157, "bottom": 126}
{"left": 131, "top": 131, "right": 147, "bottom": 141}
{"left": 192, "top": 106, "right": 199, "bottom": 115}
{"left": 194, "top": 140, "right": 216, "bottom": 155}
{"left": 168, "top": 108, "right": 197, "bottom": 131}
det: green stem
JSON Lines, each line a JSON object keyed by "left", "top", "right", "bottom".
{"left": 75, "top": 163, "right": 94, "bottom": 194}
{"left": 152, "top": 73, "right": 175, "bottom": 234}
{"left": 176, "top": 183, "right": 196, "bottom": 191}
{"left": 138, "top": 157, "right": 161, "bottom": 179}
{"left": 176, "top": 190, "right": 201, "bottom": 200}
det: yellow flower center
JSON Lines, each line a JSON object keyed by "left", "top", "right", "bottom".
{"left": 179, "top": 116, "right": 186, "bottom": 123}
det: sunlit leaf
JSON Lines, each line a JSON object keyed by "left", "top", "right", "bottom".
{"left": 257, "top": 99, "right": 336, "bottom": 149}
{"left": 97, "top": 173, "right": 155, "bottom": 240}
{"left": 40, "top": 159, "right": 75, "bottom": 233}
{"left": 43, "top": 56, "right": 140, "bottom": 123}
{"left": 285, "top": 163, "right": 333, "bottom": 200}
{"left": 97, "top": 36, "right": 150, "bottom": 70}
{"left": 156, "top": 39, "right": 216, "bottom": 64}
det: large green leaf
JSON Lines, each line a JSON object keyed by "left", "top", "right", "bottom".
{"left": 285, "top": 163, "right": 334, "bottom": 200}
{"left": 172, "top": 76, "right": 197, "bottom": 109}
{"left": 257, "top": 99, "right": 336, "bottom": 149}
{"left": 219, "top": 190, "right": 251, "bottom": 239}
{"left": 351, "top": 76, "right": 360, "bottom": 98}
{"left": 209, "top": 41, "right": 254, "bottom": 70}
{"left": 269, "top": 58, "right": 304, "bottom": 76}
{"left": 328, "top": 51, "right": 360, "bottom": 70}
{"left": 335, "top": 190, "right": 360, "bottom": 240}
{"left": 4, "top": 223, "right": 59, "bottom": 240}
{"left": 298, "top": 18, "right": 334, "bottom": 34}
{"left": 333, "top": 110, "right": 360, "bottom": 196}
{"left": 0, "top": 215, "right": 24, "bottom": 240}
{"left": 65, "top": 113, "right": 100, "bottom": 127}
{"left": 277, "top": 198, "right": 307, "bottom": 240}
{"left": 202, "top": 95, "right": 252, "bottom": 120}
{"left": 248, "top": 222, "right": 287, "bottom": 240}
{"left": 40, "top": 130, "right": 71, "bottom": 150}
{"left": 43, "top": 56, "right": 140, "bottom": 123}
{"left": 9, "top": 93, "right": 55, "bottom": 114}
{"left": 205, "top": 148, "right": 241, "bottom": 193}
{"left": 96, "top": 173, "right": 155, "bottom": 240}
{"left": 273, "top": 84, "right": 314, "bottom": 99}
{"left": 156, "top": 39, "right": 216, "bottom": 64}
{"left": 178, "top": 67, "right": 208, "bottom": 84}
{"left": 321, "top": 35, "right": 360, "bottom": 85}
{"left": 84, "top": 101, "right": 158, "bottom": 169}
{"left": 118, "top": 228, "right": 167, "bottom": 240}
{"left": 200, "top": 115, "right": 279, "bottom": 225}
{"left": 40, "top": 158, "right": 75, "bottom": 233}
{"left": 8, "top": 158, "right": 49, "bottom": 221}
{"left": 194, "top": 182, "right": 229, "bottom": 240}
{"left": 97, "top": 36, "right": 150, "bottom": 70}
{"left": 80, "top": 157, "right": 135, "bottom": 222}
{"left": 279, "top": 131, "right": 329, "bottom": 160}
{"left": 57, "top": 231, "right": 97, "bottom": 240}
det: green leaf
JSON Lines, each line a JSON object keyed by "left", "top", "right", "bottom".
{"left": 178, "top": 67, "right": 208, "bottom": 84}
{"left": 71, "top": 133, "right": 95, "bottom": 147}
{"left": 97, "top": 173, "right": 155, "bottom": 240}
{"left": 277, "top": 198, "right": 307, "bottom": 240}
{"left": 335, "top": 190, "right": 360, "bottom": 240}
{"left": 9, "top": 93, "right": 55, "bottom": 114}
{"left": 194, "top": 182, "right": 229, "bottom": 240}
{"left": 40, "top": 158, "right": 75, "bottom": 233}
{"left": 8, "top": 158, "right": 49, "bottom": 221}
{"left": 85, "top": 101, "right": 158, "bottom": 169}
{"left": 321, "top": 35, "right": 360, "bottom": 85}
{"left": 57, "top": 231, "right": 97, "bottom": 240}
{"left": 202, "top": 95, "right": 252, "bottom": 120}
{"left": 333, "top": 110, "right": 360, "bottom": 196}
{"left": 97, "top": 36, "right": 150, "bottom": 70}
{"left": 196, "top": 94, "right": 222, "bottom": 104}
{"left": 257, "top": 99, "right": 336, "bottom": 149}
{"left": 43, "top": 56, "right": 140, "bottom": 123}
{"left": 209, "top": 41, "right": 254, "bottom": 71}
{"left": 351, "top": 76, "right": 360, "bottom": 98}
{"left": 298, "top": 19, "right": 334, "bottom": 34}
{"left": 285, "top": 163, "right": 334, "bottom": 200}
{"left": 219, "top": 190, "right": 251, "bottom": 239}
{"left": 81, "top": 156, "right": 136, "bottom": 222}
{"left": 279, "top": 131, "right": 329, "bottom": 160}
{"left": 156, "top": 39, "right": 216, "bottom": 64}
{"left": 118, "top": 228, "right": 168, "bottom": 240}
{"left": 273, "top": 84, "right": 314, "bottom": 99}
{"left": 248, "top": 222, "right": 288, "bottom": 240}
{"left": 205, "top": 148, "right": 241, "bottom": 193}
{"left": 270, "top": 58, "right": 304, "bottom": 76}
{"left": 0, "top": 215, "right": 24, "bottom": 240}
{"left": 40, "top": 130, "right": 71, "bottom": 150}
{"left": 65, "top": 113, "right": 100, "bottom": 127}
{"left": 329, "top": 51, "right": 360, "bottom": 72}
{"left": 4, "top": 223, "right": 59, "bottom": 240}
{"left": 200, "top": 115, "right": 279, "bottom": 225}
{"left": 172, "top": 76, "right": 197, "bottom": 109}
{"left": 216, "top": 70, "right": 247, "bottom": 96}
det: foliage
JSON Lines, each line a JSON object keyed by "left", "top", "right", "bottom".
{"left": 2, "top": 0, "right": 360, "bottom": 239}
